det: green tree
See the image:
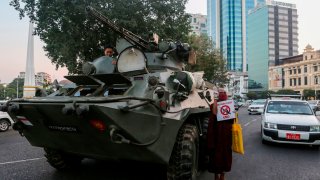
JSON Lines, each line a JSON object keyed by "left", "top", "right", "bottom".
{"left": 8, "top": 78, "right": 24, "bottom": 98}
{"left": 303, "top": 89, "right": 315, "bottom": 100}
{"left": 260, "top": 90, "right": 276, "bottom": 99}
{"left": 276, "top": 89, "right": 297, "bottom": 95}
{"left": 246, "top": 91, "right": 257, "bottom": 100}
{"left": 187, "top": 34, "right": 229, "bottom": 86}
{"left": 10, "top": 0, "right": 190, "bottom": 73}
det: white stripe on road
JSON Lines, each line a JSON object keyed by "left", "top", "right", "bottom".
{"left": 244, "top": 118, "right": 259, "bottom": 127}
{"left": 0, "top": 157, "right": 44, "bottom": 165}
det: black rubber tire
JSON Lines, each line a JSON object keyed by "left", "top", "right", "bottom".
{"left": 167, "top": 124, "right": 199, "bottom": 180}
{"left": 0, "top": 119, "right": 10, "bottom": 132}
{"left": 44, "top": 148, "right": 83, "bottom": 170}
{"left": 198, "top": 117, "right": 209, "bottom": 171}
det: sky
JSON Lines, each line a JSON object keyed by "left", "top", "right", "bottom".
{"left": 1, "top": 0, "right": 320, "bottom": 83}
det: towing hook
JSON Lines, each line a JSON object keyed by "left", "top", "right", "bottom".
{"left": 109, "top": 125, "right": 130, "bottom": 144}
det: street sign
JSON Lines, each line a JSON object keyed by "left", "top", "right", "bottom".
{"left": 217, "top": 100, "right": 235, "bottom": 121}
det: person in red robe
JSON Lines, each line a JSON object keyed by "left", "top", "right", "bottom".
{"left": 207, "top": 89, "right": 233, "bottom": 180}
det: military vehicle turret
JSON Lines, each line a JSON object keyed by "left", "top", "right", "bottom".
{"left": 3, "top": 7, "right": 214, "bottom": 180}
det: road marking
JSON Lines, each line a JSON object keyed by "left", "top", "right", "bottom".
{"left": 0, "top": 157, "right": 44, "bottom": 165}
{"left": 244, "top": 118, "right": 259, "bottom": 127}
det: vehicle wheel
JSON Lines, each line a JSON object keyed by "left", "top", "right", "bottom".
{"left": 0, "top": 119, "right": 10, "bottom": 132}
{"left": 198, "top": 117, "right": 209, "bottom": 171}
{"left": 167, "top": 124, "right": 199, "bottom": 180}
{"left": 44, "top": 148, "right": 83, "bottom": 170}
{"left": 249, "top": 112, "right": 252, "bottom": 115}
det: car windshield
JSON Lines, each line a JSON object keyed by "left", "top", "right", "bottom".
{"left": 267, "top": 101, "right": 313, "bottom": 115}
{"left": 252, "top": 101, "right": 265, "bottom": 105}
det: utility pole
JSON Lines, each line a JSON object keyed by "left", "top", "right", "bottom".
{"left": 17, "top": 76, "right": 19, "bottom": 98}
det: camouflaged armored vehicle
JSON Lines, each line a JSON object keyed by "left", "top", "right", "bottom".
{"left": 3, "top": 7, "right": 214, "bottom": 180}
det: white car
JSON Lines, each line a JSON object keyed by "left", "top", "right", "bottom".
{"left": 261, "top": 99, "right": 320, "bottom": 146}
{"left": 0, "top": 111, "right": 14, "bottom": 132}
{"left": 308, "top": 100, "right": 320, "bottom": 110}
{"left": 248, "top": 99, "right": 266, "bottom": 115}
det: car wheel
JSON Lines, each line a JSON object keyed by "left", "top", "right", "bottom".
{"left": 249, "top": 112, "right": 252, "bottom": 115}
{"left": 0, "top": 119, "right": 10, "bottom": 132}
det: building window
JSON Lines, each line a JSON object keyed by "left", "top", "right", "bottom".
{"left": 298, "top": 68, "right": 301, "bottom": 74}
{"left": 315, "top": 76, "right": 318, "bottom": 84}
{"left": 305, "top": 56, "right": 307, "bottom": 60}
{"left": 293, "top": 69, "right": 296, "bottom": 74}
{"left": 289, "top": 69, "right": 292, "bottom": 75}
{"left": 314, "top": 66, "right": 318, "bottom": 72}
{"left": 304, "top": 65, "right": 307, "bottom": 73}
{"left": 290, "top": 79, "right": 292, "bottom": 86}
{"left": 298, "top": 78, "right": 301, "bottom": 86}
{"left": 293, "top": 78, "right": 296, "bottom": 86}
{"left": 304, "top": 76, "right": 308, "bottom": 85}
{"left": 193, "top": 18, "right": 196, "bottom": 23}
{"left": 311, "top": 55, "right": 313, "bottom": 59}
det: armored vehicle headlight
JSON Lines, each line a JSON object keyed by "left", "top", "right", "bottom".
{"left": 117, "top": 47, "right": 146, "bottom": 73}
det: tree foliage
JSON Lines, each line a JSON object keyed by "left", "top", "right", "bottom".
{"left": 10, "top": 0, "right": 190, "bottom": 73}
{"left": 276, "top": 89, "right": 297, "bottom": 95}
{"left": 303, "top": 89, "right": 316, "bottom": 100}
{"left": 246, "top": 91, "right": 257, "bottom": 100}
{"left": 186, "top": 34, "right": 229, "bottom": 87}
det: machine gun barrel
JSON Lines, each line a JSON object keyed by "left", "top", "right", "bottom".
{"left": 86, "top": 6, "right": 149, "bottom": 50}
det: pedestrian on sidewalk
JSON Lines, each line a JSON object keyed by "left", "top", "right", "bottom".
{"left": 207, "top": 88, "right": 234, "bottom": 180}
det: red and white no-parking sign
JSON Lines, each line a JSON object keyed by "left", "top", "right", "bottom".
{"left": 217, "top": 100, "right": 235, "bottom": 121}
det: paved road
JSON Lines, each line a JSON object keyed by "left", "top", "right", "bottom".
{"left": 1, "top": 107, "right": 320, "bottom": 180}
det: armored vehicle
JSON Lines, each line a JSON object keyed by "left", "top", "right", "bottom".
{"left": 3, "top": 7, "right": 214, "bottom": 179}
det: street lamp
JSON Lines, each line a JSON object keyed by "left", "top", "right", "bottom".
{"left": 16, "top": 77, "right": 19, "bottom": 98}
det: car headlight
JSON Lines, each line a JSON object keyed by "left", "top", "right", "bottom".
{"left": 310, "top": 126, "right": 320, "bottom": 132}
{"left": 264, "top": 122, "right": 277, "bottom": 129}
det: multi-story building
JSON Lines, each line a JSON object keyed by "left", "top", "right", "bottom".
{"left": 18, "top": 72, "right": 52, "bottom": 86}
{"left": 189, "top": 13, "right": 207, "bottom": 36}
{"left": 36, "top": 72, "right": 52, "bottom": 85}
{"left": 269, "top": 45, "right": 320, "bottom": 95}
{"left": 226, "top": 71, "right": 248, "bottom": 98}
{"left": 207, "top": 0, "right": 264, "bottom": 72}
{"left": 247, "top": 0, "right": 298, "bottom": 91}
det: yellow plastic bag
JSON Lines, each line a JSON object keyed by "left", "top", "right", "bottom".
{"left": 232, "top": 114, "right": 244, "bottom": 154}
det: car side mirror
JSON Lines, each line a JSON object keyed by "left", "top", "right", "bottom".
{"left": 315, "top": 111, "right": 320, "bottom": 116}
